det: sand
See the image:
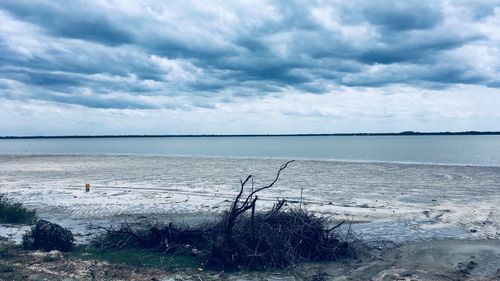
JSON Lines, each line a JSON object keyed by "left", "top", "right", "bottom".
{"left": 1, "top": 154, "right": 499, "bottom": 279}
{"left": 1, "top": 154, "right": 499, "bottom": 241}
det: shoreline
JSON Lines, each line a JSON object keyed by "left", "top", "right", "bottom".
{"left": 2, "top": 131, "right": 500, "bottom": 139}
{"left": 2, "top": 153, "right": 500, "bottom": 168}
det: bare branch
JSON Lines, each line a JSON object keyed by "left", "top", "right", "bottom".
{"left": 326, "top": 220, "right": 345, "bottom": 232}
{"left": 240, "top": 160, "right": 294, "bottom": 208}
{"left": 231, "top": 175, "right": 252, "bottom": 213}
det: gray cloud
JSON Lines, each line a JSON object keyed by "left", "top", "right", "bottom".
{"left": 0, "top": 0, "right": 499, "bottom": 112}
{"left": 360, "top": 1, "right": 443, "bottom": 31}
{"left": 0, "top": 0, "right": 134, "bottom": 45}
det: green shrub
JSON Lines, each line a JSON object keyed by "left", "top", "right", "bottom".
{"left": 22, "top": 220, "right": 74, "bottom": 252}
{"left": 0, "top": 264, "right": 15, "bottom": 273}
{"left": 0, "top": 194, "right": 37, "bottom": 224}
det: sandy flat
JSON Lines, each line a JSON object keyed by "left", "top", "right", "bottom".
{"left": 0, "top": 154, "right": 499, "bottom": 244}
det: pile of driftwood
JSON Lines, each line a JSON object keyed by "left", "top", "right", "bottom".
{"left": 90, "top": 161, "right": 353, "bottom": 270}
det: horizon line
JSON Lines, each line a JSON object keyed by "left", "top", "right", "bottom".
{"left": 1, "top": 131, "right": 500, "bottom": 139}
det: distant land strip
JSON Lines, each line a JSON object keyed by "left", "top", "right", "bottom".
{"left": 1, "top": 131, "right": 500, "bottom": 139}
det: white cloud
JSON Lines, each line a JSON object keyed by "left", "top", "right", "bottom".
{"left": 0, "top": 0, "right": 499, "bottom": 134}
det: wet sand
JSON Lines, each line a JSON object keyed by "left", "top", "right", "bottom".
{"left": 1, "top": 154, "right": 499, "bottom": 279}
{"left": 1, "top": 154, "right": 499, "bottom": 241}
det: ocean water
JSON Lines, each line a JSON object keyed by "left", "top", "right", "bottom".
{"left": 1, "top": 135, "right": 500, "bottom": 166}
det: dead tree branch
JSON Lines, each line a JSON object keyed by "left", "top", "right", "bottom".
{"left": 224, "top": 160, "right": 295, "bottom": 244}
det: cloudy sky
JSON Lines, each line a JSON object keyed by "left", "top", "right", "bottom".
{"left": 1, "top": 0, "right": 499, "bottom": 135}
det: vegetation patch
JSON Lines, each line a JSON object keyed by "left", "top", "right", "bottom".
{"left": 22, "top": 220, "right": 74, "bottom": 252}
{"left": 0, "top": 194, "right": 37, "bottom": 224}
{"left": 70, "top": 246, "right": 199, "bottom": 270}
{"left": 0, "top": 264, "right": 15, "bottom": 273}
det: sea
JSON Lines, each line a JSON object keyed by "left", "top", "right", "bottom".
{"left": 1, "top": 135, "right": 500, "bottom": 166}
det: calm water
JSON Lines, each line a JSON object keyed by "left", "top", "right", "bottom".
{"left": 1, "top": 135, "right": 500, "bottom": 166}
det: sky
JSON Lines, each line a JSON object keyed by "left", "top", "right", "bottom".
{"left": 1, "top": 0, "right": 499, "bottom": 135}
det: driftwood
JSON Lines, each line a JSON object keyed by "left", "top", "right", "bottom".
{"left": 88, "top": 220, "right": 205, "bottom": 254}
{"left": 224, "top": 160, "right": 294, "bottom": 247}
{"left": 89, "top": 161, "right": 352, "bottom": 270}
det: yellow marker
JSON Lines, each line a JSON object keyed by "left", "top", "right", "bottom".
{"left": 85, "top": 183, "right": 91, "bottom": 192}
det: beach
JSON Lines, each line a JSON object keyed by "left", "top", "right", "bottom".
{"left": 1, "top": 154, "right": 499, "bottom": 241}
{"left": 1, "top": 154, "right": 500, "bottom": 279}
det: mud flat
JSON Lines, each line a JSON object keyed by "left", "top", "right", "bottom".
{"left": 1, "top": 154, "right": 499, "bottom": 279}
{"left": 1, "top": 155, "right": 499, "bottom": 241}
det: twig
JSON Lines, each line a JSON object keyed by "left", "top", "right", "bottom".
{"left": 326, "top": 221, "right": 345, "bottom": 232}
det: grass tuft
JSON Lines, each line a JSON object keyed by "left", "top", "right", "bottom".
{"left": 0, "top": 194, "right": 37, "bottom": 224}
{"left": 69, "top": 246, "right": 200, "bottom": 270}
